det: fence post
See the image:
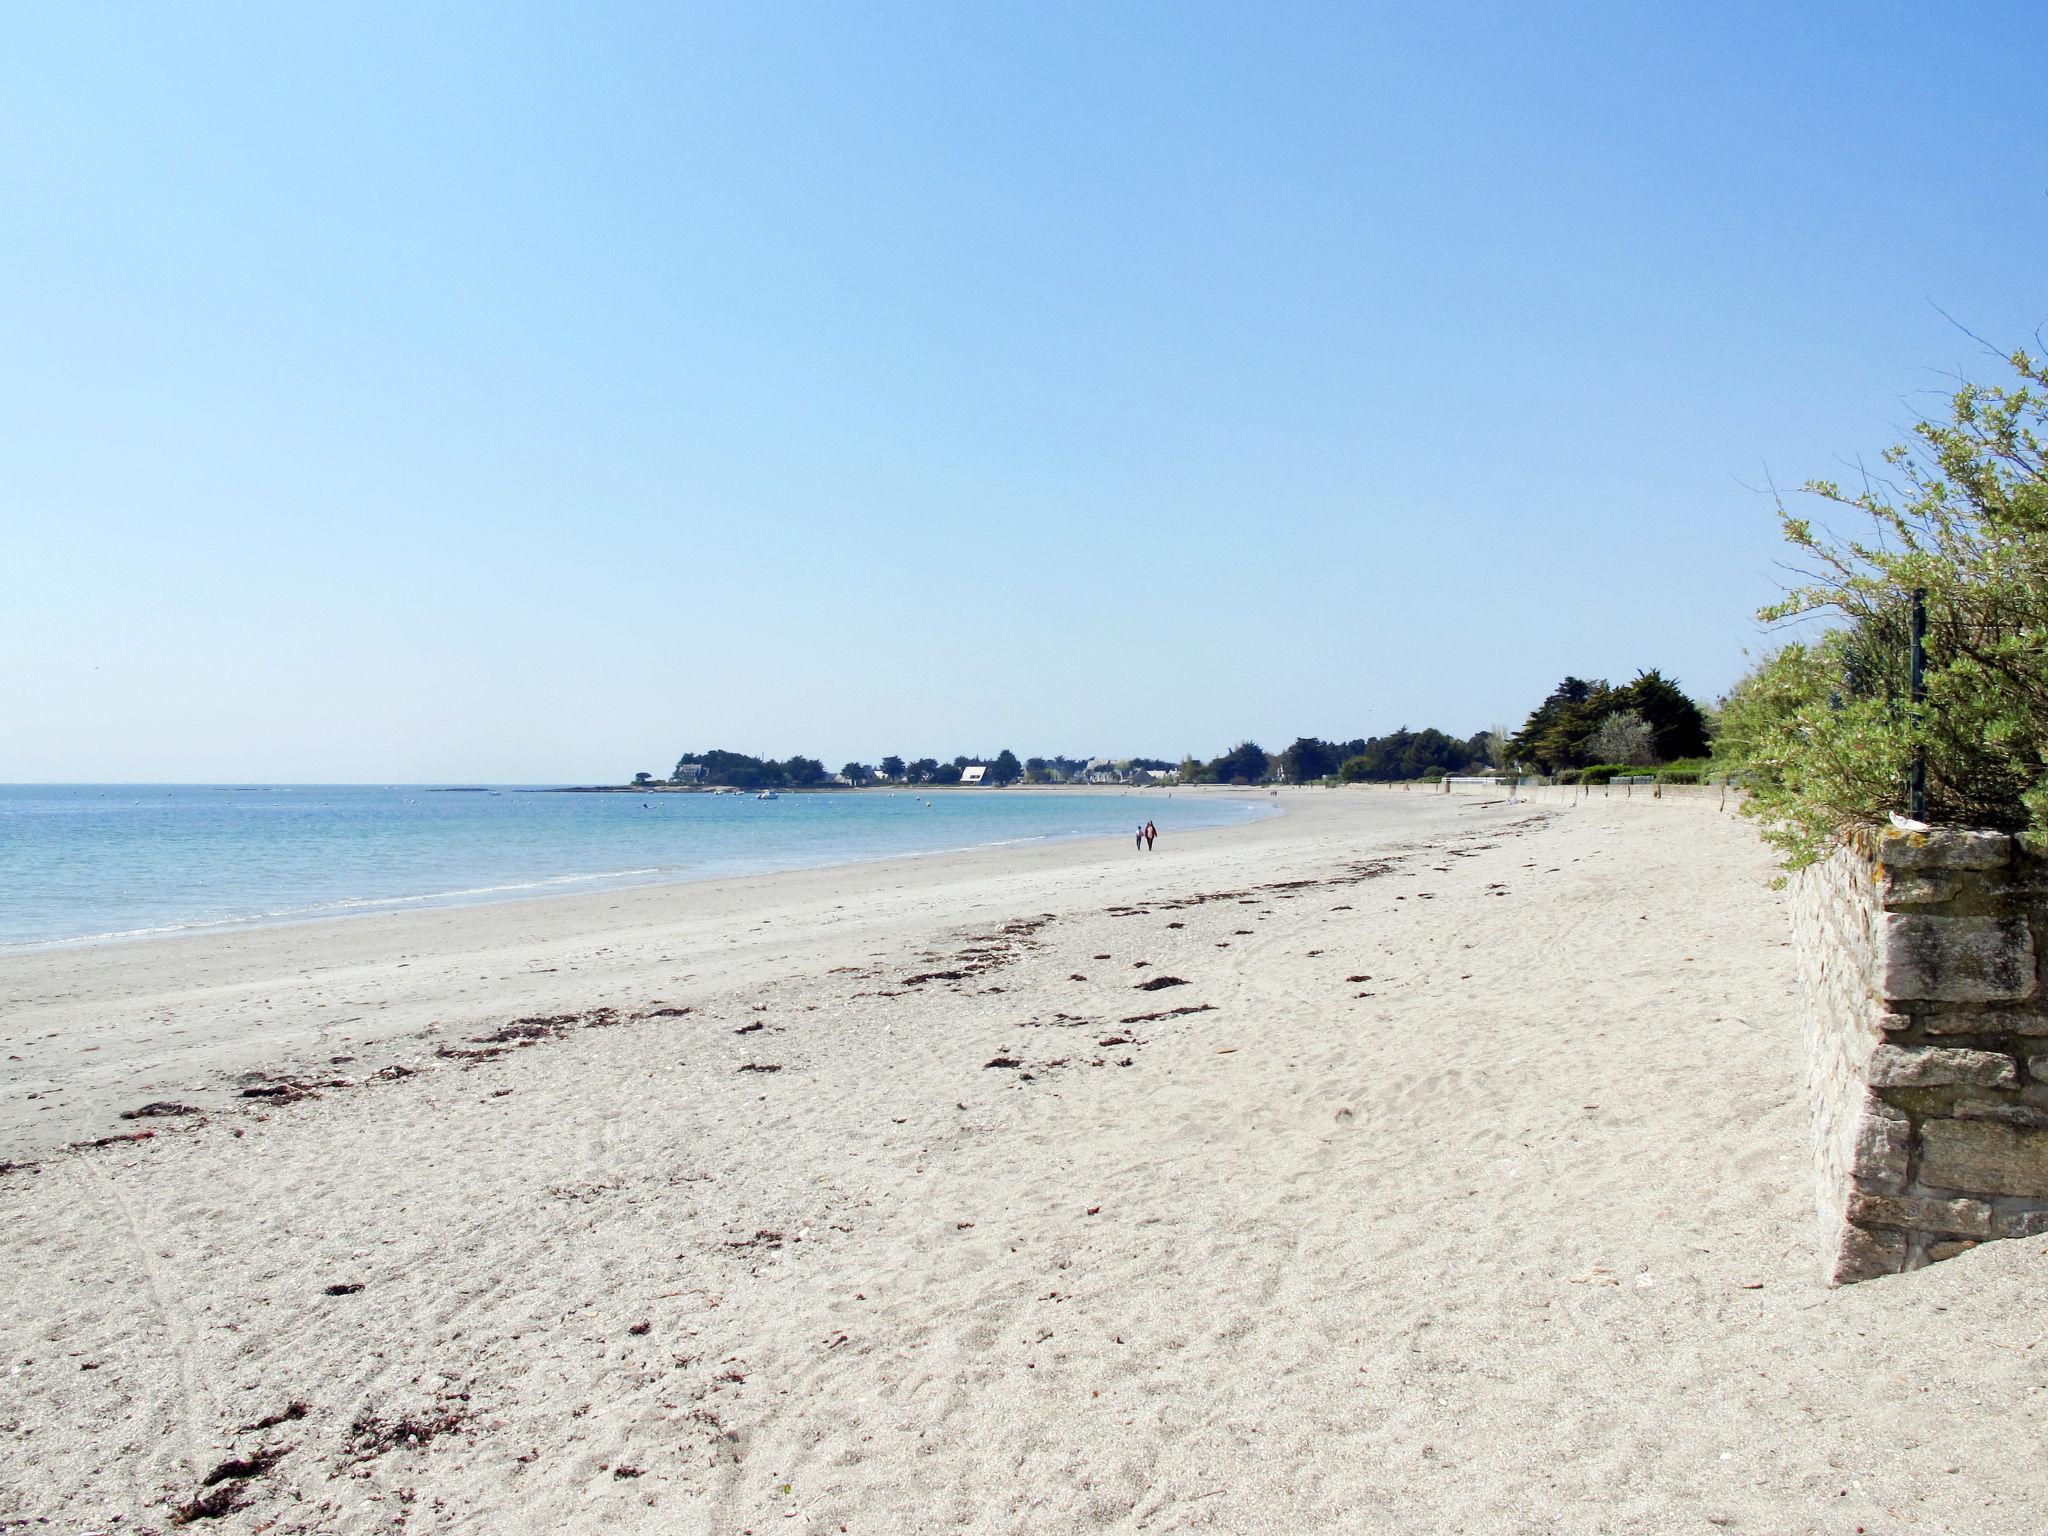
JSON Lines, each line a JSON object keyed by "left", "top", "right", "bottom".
{"left": 1909, "top": 587, "right": 1928, "bottom": 821}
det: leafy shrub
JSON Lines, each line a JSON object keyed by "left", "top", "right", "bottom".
{"left": 1715, "top": 637, "right": 1914, "bottom": 865}
{"left": 1657, "top": 769, "right": 1702, "bottom": 784}
{"left": 1580, "top": 764, "right": 1654, "bottom": 785}
{"left": 1586, "top": 710, "right": 1658, "bottom": 766}
{"left": 1728, "top": 346, "right": 2048, "bottom": 864}
{"left": 1554, "top": 769, "right": 1583, "bottom": 785}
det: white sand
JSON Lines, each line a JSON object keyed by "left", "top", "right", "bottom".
{"left": 4, "top": 788, "right": 2044, "bottom": 1533}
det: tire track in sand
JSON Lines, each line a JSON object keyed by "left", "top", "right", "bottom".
{"left": 64, "top": 1149, "right": 220, "bottom": 1493}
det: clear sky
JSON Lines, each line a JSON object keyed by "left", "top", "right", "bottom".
{"left": 3, "top": 3, "right": 2043, "bottom": 782}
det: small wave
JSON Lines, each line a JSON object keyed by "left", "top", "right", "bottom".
{"left": 3, "top": 792, "right": 1279, "bottom": 951}
{"left": 312, "top": 868, "right": 667, "bottom": 910}
{"left": 1, "top": 867, "right": 674, "bottom": 952}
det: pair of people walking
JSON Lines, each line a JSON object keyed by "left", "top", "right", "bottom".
{"left": 1134, "top": 819, "right": 1157, "bottom": 852}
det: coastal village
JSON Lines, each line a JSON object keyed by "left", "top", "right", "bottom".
{"left": 644, "top": 755, "right": 1179, "bottom": 789}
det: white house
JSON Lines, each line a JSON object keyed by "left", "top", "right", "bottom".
{"left": 959, "top": 764, "right": 988, "bottom": 786}
{"left": 670, "top": 764, "right": 707, "bottom": 784}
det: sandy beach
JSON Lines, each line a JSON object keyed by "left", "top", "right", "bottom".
{"left": 5, "top": 787, "right": 2045, "bottom": 1534}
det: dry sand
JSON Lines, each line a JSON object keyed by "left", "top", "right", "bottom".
{"left": 4, "top": 787, "right": 2044, "bottom": 1534}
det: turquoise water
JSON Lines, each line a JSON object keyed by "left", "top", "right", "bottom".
{"left": 0, "top": 785, "right": 1271, "bottom": 950}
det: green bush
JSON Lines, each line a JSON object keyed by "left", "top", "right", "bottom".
{"left": 1727, "top": 347, "right": 2048, "bottom": 864}
{"left": 1715, "top": 636, "right": 1915, "bottom": 866}
{"left": 1580, "top": 764, "right": 1654, "bottom": 785}
{"left": 1554, "top": 769, "right": 1583, "bottom": 785}
{"left": 1658, "top": 769, "right": 1702, "bottom": 784}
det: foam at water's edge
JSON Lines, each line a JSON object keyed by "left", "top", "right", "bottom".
{"left": 1, "top": 867, "right": 674, "bottom": 952}
{"left": 0, "top": 788, "right": 1279, "bottom": 953}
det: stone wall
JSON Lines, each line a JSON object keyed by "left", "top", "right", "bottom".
{"left": 1498, "top": 781, "right": 1733, "bottom": 808}
{"left": 1791, "top": 823, "right": 2048, "bottom": 1283}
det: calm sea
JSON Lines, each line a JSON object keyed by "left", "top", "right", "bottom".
{"left": 0, "top": 785, "right": 1272, "bottom": 950}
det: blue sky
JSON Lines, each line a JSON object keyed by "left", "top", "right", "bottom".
{"left": 3, "top": 2, "right": 2042, "bottom": 781}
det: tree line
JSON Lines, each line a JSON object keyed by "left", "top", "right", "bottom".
{"left": 666, "top": 750, "right": 831, "bottom": 789}
{"left": 658, "top": 749, "right": 1191, "bottom": 788}
{"left": 1182, "top": 673, "right": 1719, "bottom": 786}
{"left": 860, "top": 751, "right": 1025, "bottom": 786}
{"left": 648, "top": 671, "right": 1722, "bottom": 791}
{"left": 668, "top": 749, "right": 1031, "bottom": 788}
{"left": 1173, "top": 730, "right": 1499, "bottom": 785}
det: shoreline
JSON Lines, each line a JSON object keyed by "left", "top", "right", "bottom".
{"left": 543, "top": 781, "right": 1198, "bottom": 793}
{"left": 0, "top": 783, "right": 1276, "bottom": 958}
{"left": 0, "top": 786, "right": 1309, "bottom": 1159}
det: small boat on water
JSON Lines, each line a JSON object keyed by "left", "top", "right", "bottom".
{"left": 756, "top": 790, "right": 780, "bottom": 800}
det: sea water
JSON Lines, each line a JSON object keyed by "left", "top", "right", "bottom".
{"left": 0, "top": 784, "right": 1272, "bottom": 949}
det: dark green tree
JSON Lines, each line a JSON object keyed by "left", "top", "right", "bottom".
{"left": 990, "top": 749, "right": 1023, "bottom": 785}
{"left": 1322, "top": 728, "right": 1479, "bottom": 781}
{"left": 1612, "top": 670, "right": 1711, "bottom": 762}
{"left": 675, "top": 749, "right": 783, "bottom": 788}
{"left": 1207, "top": 741, "right": 1271, "bottom": 784}
{"left": 782, "top": 756, "right": 827, "bottom": 786}
{"left": 1508, "top": 677, "right": 1604, "bottom": 772}
{"left": 879, "top": 755, "right": 905, "bottom": 781}
{"left": 1279, "top": 737, "right": 1339, "bottom": 781}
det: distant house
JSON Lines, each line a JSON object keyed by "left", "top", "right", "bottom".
{"left": 1083, "top": 757, "right": 1124, "bottom": 785}
{"left": 670, "top": 764, "right": 707, "bottom": 784}
{"left": 960, "top": 765, "right": 988, "bottom": 786}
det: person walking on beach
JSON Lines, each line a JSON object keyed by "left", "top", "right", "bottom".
{"left": 1135, "top": 824, "right": 1145, "bottom": 851}
{"left": 1144, "top": 820, "right": 1157, "bottom": 852}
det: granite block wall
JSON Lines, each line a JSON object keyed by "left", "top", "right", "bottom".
{"left": 1791, "top": 823, "right": 2048, "bottom": 1282}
